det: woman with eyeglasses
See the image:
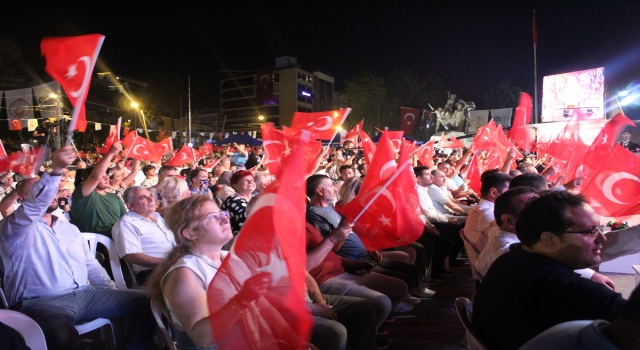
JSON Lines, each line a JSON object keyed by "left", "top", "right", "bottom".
{"left": 220, "top": 170, "right": 255, "bottom": 236}
{"left": 147, "top": 195, "right": 303, "bottom": 349}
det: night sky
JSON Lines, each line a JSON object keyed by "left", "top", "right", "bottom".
{"left": 2, "top": 1, "right": 639, "bottom": 119}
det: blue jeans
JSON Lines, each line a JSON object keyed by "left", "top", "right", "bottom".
{"left": 14, "top": 287, "right": 154, "bottom": 350}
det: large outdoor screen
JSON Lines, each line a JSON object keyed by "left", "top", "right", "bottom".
{"left": 541, "top": 67, "right": 605, "bottom": 122}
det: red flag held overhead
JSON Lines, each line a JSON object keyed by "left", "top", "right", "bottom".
{"left": 290, "top": 108, "right": 351, "bottom": 140}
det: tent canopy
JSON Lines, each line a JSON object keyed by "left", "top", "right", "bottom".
{"left": 215, "top": 134, "right": 262, "bottom": 146}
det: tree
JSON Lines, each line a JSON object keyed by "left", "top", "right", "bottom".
{"left": 344, "top": 72, "right": 389, "bottom": 132}
{"left": 484, "top": 82, "right": 523, "bottom": 109}
{"left": 388, "top": 68, "right": 426, "bottom": 108}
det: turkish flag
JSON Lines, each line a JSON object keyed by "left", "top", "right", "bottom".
{"left": 358, "top": 128, "right": 377, "bottom": 165}
{"left": 384, "top": 130, "right": 405, "bottom": 152}
{"left": 261, "top": 123, "right": 322, "bottom": 178}
{"left": 96, "top": 124, "right": 119, "bottom": 154}
{"left": 123, "top": 135, "right": 158, "bottom": 162}
{"left": 290, "top": 108, "right": 351, "bottom": 140}
{"left": 0, "top": 146, "right": 47, "bottom": 176}
{"left": 466, "top": 153, "right": 483, "bottom": 194}
{"left": 437, "top": 132, "right": 465, "bottom": 149}
{"left": 400, "top": 107, "right": 420, "bottom": 135}
{"left": 155, "top": 137, "right": 174, "bottom": 158}
{"left": 41, "top": 34, "right": 104, "bottom": 132}
{"left": 583, "top": 113, "right": 635, "bottom": 169}
{"left": 256, "top": 68, "right": 273, "bottom": 103}
{"left": 10, "top": 119, "right": 22, "bottom": 131}
{"left": 360, "top": 132, "right": 396, "bottom": 193}
{"left": 472, "top": 120, "right": 498, "bottom": 150}
{"left": 203, "top": 158, "right": 221, "bottom": 170}
{"left": 165, "top": 144, "right": 195, "bottom": 167}
{"left": 508, "top": 93, "right": 534, "bottom": 150}
{"left": 344, "top": 119, "right": 363, "bottom": 143}
{"left": 208, "top": 131, "right": 313, "bottom": 349}
{"left": 581, "top": 144, "right": 640, "bottom": 218}
{"left": 121, "top": 128, "right": 137, "bottom": 148}
{"left": 415, "top": 139, "right": 435, "bottom": 168}
{"left": 336, "top": 134, "right": 422, "bottom": 250}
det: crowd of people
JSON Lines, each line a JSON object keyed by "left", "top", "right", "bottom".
{"left": 0, "top": 132, "right": 639, "bottom": 350}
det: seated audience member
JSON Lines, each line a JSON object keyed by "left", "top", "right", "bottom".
{"left": 473, "top": 187, "right": 613, "bottom": 289}
{"left": 140, "top": 165, "right": 158, "bottom": 188}
{"left": 188, "top": 168, "right": 212, "bottom": 197}
{"left": 221, "top": 170, "right": 255, "bottom": 235}
{"left": 509, "top": 172, "right": 548, "bottom": 191}
{"left": 70, "top": 142, "right": 127, "bottom": 235}
{"left": 108, "top": 159, "right": 140, "bottom": 201}
{"left": 335, "top": 165, "right": 355, "bottom": 198}
{"left": 147, "top": 195, "right": 311, "bottom": 349}
{"left": 306, "top": 175, "right": 424, "bottom": 310}
{"left": 357, "top": 162, "right": 367, "bottom": 178}
{"left": 244, "top": 145, "right": 263, "bottom": 169}
{"left": 427, "top": 170, "right": 469, "bottom": 219}
{"left": 112, "top": 186, "right": 177, "bottom": 285}
{"left": 520, "top": 283, "right": 640, "bottom": 350}
{"left": 155, "top": 177, "right": 191, "bottom": 216}
{"left": 463, "top": 172, "right": 511, "bottom": 245}
{"left": 414, "top": 167, "right": 465, "bottom": 279}
{"left": 473, "top": 191, "right": 627, "bottom": 350}
{"left": 156, "top": 165, "right": 178, "bottom": 187}
{"left": 216, "top": 170, "right": 235, "bottom": 202}
{"left": 0, "top": 146, "right": 154, "bottom": 350}
{"left": 253, "top": 171, "right": 274, "bottom": 194}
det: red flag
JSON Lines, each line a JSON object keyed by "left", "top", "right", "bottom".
{"left": 0, "top": 146, "right": 47, "bottom": 176}
{"left": 533, "top": 11, "right": 538, "bottom": 46}
{"left": 0, "top": 139, "right": 7, "bottom": 158}
{"left": 360, "top": 132, "right": 396, "bottom": 192}
{"left": 122, "top": 126, "right": 131, "bottom": 137}
{"left": 281, "top": 125, "right": 300, "bottom": 137}
{"left": 208, "top": 131, "right": 313, "bottom": 349}
{"left": 203, "top": 158, "right": 221, "bottom": 170}
{"left": 386, "top": 130, "right": 405, "bottom": 152}
{"left": 41, "top": 34, "right": 104, "bottom": 132}
{"left": 155, "top": 137, "right": 174, "bottom": 158}
{"left": 581, "top": 144, "right": 640, "bottom": 218}
{"left": 336, "top": 137, "right": 422, "bottom": 250}
{"left": 583, "top": 114, "right": 635, "bottom": 169}
{"left": 466, "top": 153, "right": 483, "bottom": 194}
{"left": 256, "top": 68, "right": 274, "bottom": 103}
{"left": 123, "top": 135, "right": 159, "bottom": 162}
{"left": 10, "top": 119, "right": 22, "bottom": 131}
{"left": 472, "top": 120, "right": 498, "bottom": 149}
{"left": 164, "top": 144, "right": 194, "bottom": 167}
{"left": 400, "top": 107, "right": 420, "bottom": 135}
{"left": 358, "top": 128, "right": 377, "bottom": 165}
{"left": 290, "top": 108, "right": 351, "bottom": 140}
{"left": 414, "top": 139, "right": 435, "bottom": 168}
{"left": 96, "top": 123, "right": 119, "bottom": 154}
{"left": 437, "top": 132, "right": 464, "bottom": 149}
{"left": 121, "top": 129, "right": 138, "bottom": 148}
{"left": 261, "top": 123, "right": 322, "bottom": 177}
{"left": 344, "top": 119, "right": 363, "bottom": 143}
{"left": 508, "top": 93, "right": 534, "bottom": 150}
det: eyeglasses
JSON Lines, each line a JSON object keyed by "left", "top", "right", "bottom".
{"left": 562, "top": 225, "right": 606, "bottom": 239}
{"left": 199, "top": 211, "right": 230, "bottom": 223}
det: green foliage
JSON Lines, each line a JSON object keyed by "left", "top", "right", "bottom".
{"left": 483, "top": 82, "right": 522, "bottom": 109}
{"left": 344, "top": 72, "right": 388, "bottom": 132}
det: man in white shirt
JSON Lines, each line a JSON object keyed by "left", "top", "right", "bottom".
{"left": 473, "top": 186, "right": 613, "bottom": 288}
{"left": 112, "top": 186, "right": 176, "bottom": 285}
{"left": 463, "top": 172, "right": 512, "bottom": 245}
{"left": 0, "top": 146, "right": 153, "bottom": 350}
{"left": 427, "top": 170, "right": 469, "bottom": 221}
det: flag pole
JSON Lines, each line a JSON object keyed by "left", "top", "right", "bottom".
{"left": 533, "top": 10, "right": 539, "bottom": 124}
{"left": 352, "top": 160, "right": 410, "bottom": 224}
{"left": 327, "top": 108, "right": 352, "bottom": 145}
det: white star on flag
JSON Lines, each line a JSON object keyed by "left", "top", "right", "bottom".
{"left": 259, "top": 250, "right": 289, "bottom": 285}
{"left": 483, "top": 136, "right": 489, "bottom": 140}
{"left": 614, "top": 187, "right": 623, "bottom": 197}
{"left": 283, "top": 146, "right": 292, "bottom": 157}
{"left": 65, "top": 64, "right": 78, "bottom": 80}
{"left": 378, "top": 215, "right": 391, "bottom": 226}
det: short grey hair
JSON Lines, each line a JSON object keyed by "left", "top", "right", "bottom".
{"left": 123, "top": 186, "right": 147, "bottom": 204}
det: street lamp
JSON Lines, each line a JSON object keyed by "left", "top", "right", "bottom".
{"left": 258, "top": 115, "right": 265, "bottom": 121}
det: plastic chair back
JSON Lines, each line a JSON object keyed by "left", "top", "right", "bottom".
{"left": 455, "top": 297, "right": 488, "bottom": 350}
{"left": 0, "top": 309, "right": 48, "bottom": 350}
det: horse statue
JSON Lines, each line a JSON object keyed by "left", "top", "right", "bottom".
{"left": 429, "top": 93, "right": 476, "bottom": 132}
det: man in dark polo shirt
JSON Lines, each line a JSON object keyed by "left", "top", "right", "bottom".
{"left": 472, "top": 191, "right": 626, "bottom": 350}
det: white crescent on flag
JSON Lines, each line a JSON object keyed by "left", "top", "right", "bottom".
{"left": 358, "top": 186, "right": 397, "bottom": 211}
{"left": 601, "top": 172, "right": 640, "bottom": 205}
{"left": 379, "top": 160, "right": 396, "bottom": 181}
{"left": 307, "top": 116, "right": 333, "bottom": 131}
{"left": 404, "top": 113, "right": 415, "bottom": 125}
{"left": 69, "top": 56, "right": 91, "bottom": 99}
{"left": 133, "top": 144, "right": 149, "bottom": 156}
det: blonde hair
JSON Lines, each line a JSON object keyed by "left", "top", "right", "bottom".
{"left": 156, "top": 177, "right": 189, "bottom": 211}
{"left": 147, "top": 195, "right": 211, "bottom": 300}
{"left": 338, "top": 177, "right": 362, "bottom": 204}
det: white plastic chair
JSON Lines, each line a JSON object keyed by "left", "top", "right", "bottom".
{"left": 150, "top": 297, "right": 178, "bottom": 350}
{"left": 20, "top": 144, "right": 34, "bottom": 154}
{"left": 455, "top": 297, "right": 488, "bottom": 350}
{"left": 82, "top": 232, "right": 128, "bottom": 290}
{"left": 75, "top": 318, "right": 115, "bottom": 350}
{"left": 0, "top": 309, "right": 48, "bottom": 350}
